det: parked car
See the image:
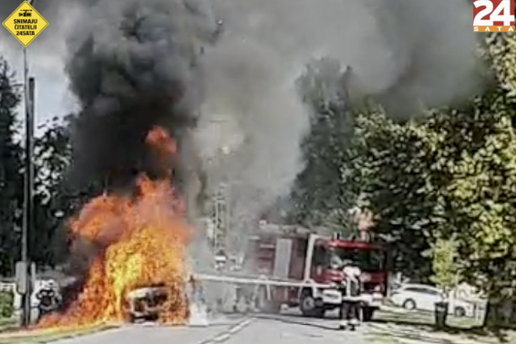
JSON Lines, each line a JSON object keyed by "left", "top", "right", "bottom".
{"left": 390, "top": 284, "right": 473, "bottom": 317}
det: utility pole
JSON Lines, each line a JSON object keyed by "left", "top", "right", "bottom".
{"left": 21, "top": 75, "right": 35, "bottom": 327}
{"left": 20, "top": 0, "right": 37, "bottom": 326}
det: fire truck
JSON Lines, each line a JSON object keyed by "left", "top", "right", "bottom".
{"left": 196, "top": 223, "right": 388, "bottom": 321}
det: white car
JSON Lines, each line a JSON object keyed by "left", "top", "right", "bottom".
{"left": 390, "top": 284, "right": 473, "bottom": 317}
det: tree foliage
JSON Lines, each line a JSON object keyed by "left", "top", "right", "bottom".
{"left": 289, "top": 59, "right": 356, "bottom": 231}
{"left": 291, "top": 32, "right": 516, "bottom": 301}
{"left": 0, "top": 57, "right": 22, "bottom": 276}
{"left": 0, "top": 55, "right": 75, "bottom": 273}
{"left": 429, "top": 237, "right": 460, "bottom": 294}
{"left": 350, "top": 33, "right": 516, "bottom": 297}
{"left": 442, "top": 33, "right": 516, "bottom": 298}
{"left": 32, "top": 116, "right": 73, "bottom": 267}
{"left": 348, "top": 110, "right": 438, "bottom": 280}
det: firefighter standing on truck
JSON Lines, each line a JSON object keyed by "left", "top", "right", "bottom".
{"left": 338, "top": 259, "right": 362, "bottom": 330}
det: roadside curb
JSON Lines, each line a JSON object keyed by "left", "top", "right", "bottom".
{"left": 200, "top": 318, "right": 254, "bottom": 344}
{"left": 0, "top": 324, "right": 119, "bottom": 344}
{"left": 379, "top": 305, "right": 410, "bottom": 314}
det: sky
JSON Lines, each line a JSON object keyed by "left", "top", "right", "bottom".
{"left": 1, "top": 3, "right": 77, "bottom": 136}
{"left": 2, "top": 45, "right": 74, "bottom": 133}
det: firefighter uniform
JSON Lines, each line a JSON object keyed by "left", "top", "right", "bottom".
{"left": 339, "top": 265, "right": 362, "bottom": 330}
{"left": 36, "top": 285, "right": 60, "bottom": 322}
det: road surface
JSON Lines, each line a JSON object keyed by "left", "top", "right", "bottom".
{"left": 51, "top": 312, "right": 369, "bottom": 344}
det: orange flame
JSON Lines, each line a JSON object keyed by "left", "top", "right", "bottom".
{"left": 39, "top": 126, "right": 191, "bottom": 327}
{"left": 146, "top": 126, "right": 177, "bottom": 157}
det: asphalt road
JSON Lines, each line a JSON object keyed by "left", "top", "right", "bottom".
{"left": 51, "top": 311, "right": 368, "bottom": 344}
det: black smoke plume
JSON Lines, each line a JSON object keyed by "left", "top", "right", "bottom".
{"left": 66, "top": 0, "right": 218, "bottom": 194}
{"left": 50, "top": 0, "right": 219, "bottom": 308}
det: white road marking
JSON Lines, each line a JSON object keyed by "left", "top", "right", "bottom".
{"left": 200, "top": 317, "right": 254, "bottom": 344}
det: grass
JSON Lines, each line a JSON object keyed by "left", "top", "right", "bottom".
{"left": 367, "top": 307, "right": 516, "bottom": 344}
{"left": 375, "top": 307, "right": 480, "bottom": 329}
{"left": 0, "top": 322, "right": 118, "bottom": 344}
{"left": 0, "top": 319, "right": 15, "bottom": 327}
{"left": 0, "top": 318, "right": 16, "bottom": 331}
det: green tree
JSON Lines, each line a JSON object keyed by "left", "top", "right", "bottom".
{"left": 432, "top": 33, "right": 516, "bottom": 299}
{"left": 32, "top": 116, "right": 74, "bottom": 267}
{"left": 348, "top": 109, "right": 439, "bottom": 280}
{"left": 428, "top": 237, "right": 460, "bottom": 296}
{"left": 286, "top": 33, "right": 516, "bottom": 304}
{"left": 289, "top": 59, "right": 356, "bottom": 231}
{"left": 349, "top": 32, "right": 516, "bottom": 297}
{"left": 0, "top": 57, "right": 23, "bottom": 276}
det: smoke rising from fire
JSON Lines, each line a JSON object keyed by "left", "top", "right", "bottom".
{"left": 63, "top": 0, "right": 217, "bottom": 195}
{"left": 29, "top": 0, "right": 219, "bottom": 295}
{"left": 1, "top": 0, "right": 481, "bottom": 260}
{"left": 194, "top": 0, "right": 481, "bottom": 249}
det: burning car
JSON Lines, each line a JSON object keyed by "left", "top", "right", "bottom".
{"left": 125, "top": 286, "right": 168, "bottom": 323}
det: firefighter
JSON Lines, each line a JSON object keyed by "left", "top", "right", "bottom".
{"left": 36, "top": 281, "right": 61, "bottom": 322}
{"left": 338, "top": 260, "right": 362, "bottom": 330}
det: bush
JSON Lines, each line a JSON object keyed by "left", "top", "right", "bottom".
{"left": 0, "top": 291, "right": 13, "bottom": 318}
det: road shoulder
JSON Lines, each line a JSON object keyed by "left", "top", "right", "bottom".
{"left": 0, "top": 323, "right": 118, "bottom": 344}
{"left": 365, "top": 308, "right": 516, "bottom": 344}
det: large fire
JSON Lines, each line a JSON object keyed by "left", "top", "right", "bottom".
{"left": 39, "top": 126, "right": 192, "bottom": 327}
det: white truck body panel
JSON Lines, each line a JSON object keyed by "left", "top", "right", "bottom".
{"left": 272, "top": 238, "right": 292, "bottom": 279}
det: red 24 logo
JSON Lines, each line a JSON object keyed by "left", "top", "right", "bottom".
{"left": 473, "top": 0, "right": 514, "bottom": 26}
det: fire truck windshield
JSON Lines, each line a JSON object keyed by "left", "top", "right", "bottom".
{"left": 328, "top": 247, "right": 384, "bottom": 272}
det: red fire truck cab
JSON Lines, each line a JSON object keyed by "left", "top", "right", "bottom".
{"left": 246, "top": 224, "right": 387, "bottom": 321}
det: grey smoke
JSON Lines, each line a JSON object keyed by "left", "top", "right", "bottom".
{"left": 1, "top": 0, "right": 481, "bottom": 257}
{"left": 195, "top": 0, "right": 481, "bottom": 252}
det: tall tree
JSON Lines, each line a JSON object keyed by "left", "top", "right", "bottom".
{"left": 347, "top": 32, "right": 516, "bottom": 296}
{"left": 0, "top": 57, "right": 23, "bottom": 276}
{"left": 289, "top": 59, "right": 356, "bottom": 231}
{"left": 348, "top": 109, "right": 437, "bottom": 281}
{"left": 443, "top": 32, "right": 516, "bottom": 299}
{"left": 32, "top": 115, "right": 74, "bottom": 267}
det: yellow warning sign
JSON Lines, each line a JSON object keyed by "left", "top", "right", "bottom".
{"left": 2, "top": 1, "right": 49, "bottom": 47}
